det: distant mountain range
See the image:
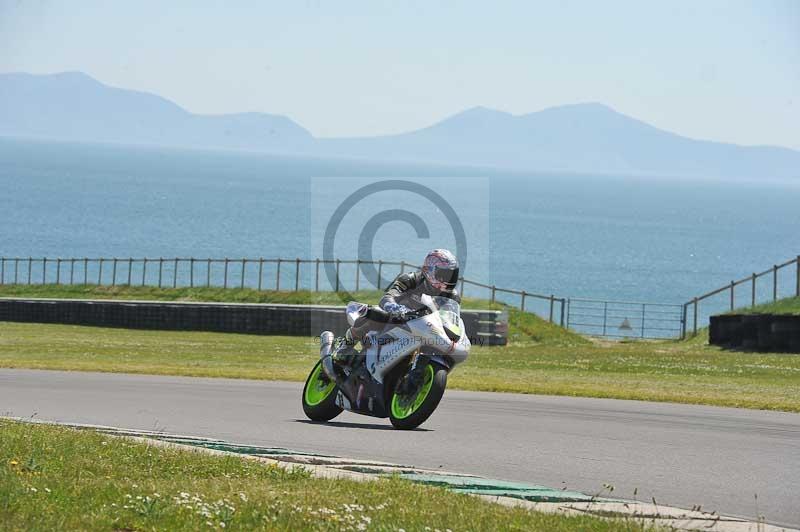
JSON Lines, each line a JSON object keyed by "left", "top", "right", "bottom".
{"left": 1, "top": 71, "right": 798, "bottom": 179}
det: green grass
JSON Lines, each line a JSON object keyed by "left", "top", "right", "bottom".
{"left": 730, "top": 296, "right": 800, "bottom": 316}
{"left": 0, "top": 420, "right": 644, "bottom": 531}
{"left": 0, "top": 285, "right": 798, "bottom": 412}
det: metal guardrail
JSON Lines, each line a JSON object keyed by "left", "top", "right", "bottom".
{"left": 682, "top": 254, "right": 800, "bottom": 338}
{"left": 0, "top": 256, "right": 567, "bottom": 326}
{"left": 7, "top": 253, "right": 796, "bottom": 340}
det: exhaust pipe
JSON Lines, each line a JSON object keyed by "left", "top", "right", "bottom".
{"left": 319, "top": 331, "right": 337, "bottom": 380}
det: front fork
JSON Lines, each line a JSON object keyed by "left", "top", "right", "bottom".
{"left": 318, "top": 331, "right": 338, "bottom": 381}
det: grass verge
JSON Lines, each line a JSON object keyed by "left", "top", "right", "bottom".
{"left": 728, "top": 296, "right": 800, "bottom": 316}
{"left": 0, "top": 420, "right": 643, "bottom": 531}
{"left": 1, "top": 321, "right": 797, "bottom": 411}
{"left": 0, "top": 285, "right": 798, "bottom": 412}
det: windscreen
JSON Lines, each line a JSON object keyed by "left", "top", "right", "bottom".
{"left": 433, "top": 296, "right": 461, "bottom": 328}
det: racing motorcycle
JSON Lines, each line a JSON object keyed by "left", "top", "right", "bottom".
{"left": 301, "top": 294, "right": 470, "bottom": 430}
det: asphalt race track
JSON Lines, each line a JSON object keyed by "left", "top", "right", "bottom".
{"left": 1, "top": 369, "right": 798, "bottom": 528}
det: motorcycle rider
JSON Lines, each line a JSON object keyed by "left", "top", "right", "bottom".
{"left": 331, "top": 248, "right": 461, "bottom": 367}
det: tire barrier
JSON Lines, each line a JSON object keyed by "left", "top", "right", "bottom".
{"left": 709, "top": 314, "right": 800, "bottom": 352}
{"left": 0, "top": 298, "right": 508, "bottom": 346}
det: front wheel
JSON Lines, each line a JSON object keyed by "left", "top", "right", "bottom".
{"left": 302, "top": 360, "right": 343, "bottom": 421}
{"left": 389, "top": 363, "right": 447, "bottom": 430}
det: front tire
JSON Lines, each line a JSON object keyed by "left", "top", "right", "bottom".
{"left": 389, "top": 363, "right": 447, "bottom": 430}
{"left": 302, "top": 360, "right": 343, "bottom": 421}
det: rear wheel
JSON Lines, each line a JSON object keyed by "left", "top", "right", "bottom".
{"left": 302, "top": 360, "right": 342, "bottom": 421}
{"left": 389, "top": 362, "right": 447, "bottom": 430}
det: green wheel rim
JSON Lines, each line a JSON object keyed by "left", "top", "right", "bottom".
{"left": 304, "top": 362, "right": 336, "bottom": 406}
{"left": 391, "top": 364, "right": 435, "bottom": 419}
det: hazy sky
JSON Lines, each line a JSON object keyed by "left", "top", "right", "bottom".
{"left": 1, "top": 1, "right": 798, "bottom": 148}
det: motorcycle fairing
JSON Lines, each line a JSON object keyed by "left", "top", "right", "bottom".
{"left": 366, "top": 327, "right": 419, "bottom": 384}
{"left": 334, "top": 364, "right": 389, "bottom": 418}
{"left": 345, "top": 301, "right": 368, "bottom": 327}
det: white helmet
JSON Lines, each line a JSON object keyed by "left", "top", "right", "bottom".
{"left": 421, "top": 249, "right": 459, "bottom": 291}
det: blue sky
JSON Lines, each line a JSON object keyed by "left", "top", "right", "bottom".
{"left": 1, "top": 0, "right": 798, "bottom": 148}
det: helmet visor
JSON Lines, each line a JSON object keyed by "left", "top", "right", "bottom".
{"left": 433, "top": 267, "right": 459, "bottom": 289}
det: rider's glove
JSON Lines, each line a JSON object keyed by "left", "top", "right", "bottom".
{"left": 383, "top": 301, "right": 411, "bottom": 320}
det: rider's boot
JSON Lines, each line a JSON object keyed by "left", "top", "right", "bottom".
{"left": 331, "top": 328, "right": 359, "bottom": 368}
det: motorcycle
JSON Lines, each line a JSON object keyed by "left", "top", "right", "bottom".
{"left": 301, "top": 294, "right": 470, "bottom": 430}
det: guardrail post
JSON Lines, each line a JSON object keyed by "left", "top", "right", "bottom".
{"left": 797, "top": 255, "right": 800, "bottom": 297}
{"left": 276, "top": 259, "right": 282, "bottom": 290}
{"left": 1, "top": 257, "right": 5, "bottom": 285}
{"left": 602, "top": 301, "right": 608, "bottom": 335}
{"left": 158, "top": 258, "right": 163, "bottom": 288}
{"left": 520, "top": 291, "right": 526, "bottom": 312}
{"left": 692, "top": 297, "right": 698, "bottom": 335}
{"left": 491, "top": 285, "right": 496, "bottom": 304}
{"left": 560, "top": 298, "right": 566, "bottom": 327}
{"left": 377, "top": 260, "right": 383, "bottom": 289}
{"left": 70, "top": 259, "right": 75, "bottom": 285}
{"left": 112, "top": 258, "right": 118, "bottom": 286}
{"left": 258, "top": 259, "right": 263, "bottom": 291}
{"left": 83, "top": 258, "right": 87, "bottom": 285}
{"left": 730, "top": 280, "right": 735, "bottom": 311}
{"left": 641, "top": 303, "right": 646, "bottom": 338}
{"left": 335, "top": 259, "right": 340, "bottom": 292}
{"left": 224, "top": 258, "right": 229, "bottom": 289}
{"left": 41, "top": 257, "right": 47, "bottom": 284}
{"left": 751, "top": 273, "right": 756, "bottom": 307}
{"left": 295, "top": 258, "right": 300, "bottom": 291}
{"left": 172, "top": 258, "right": 178, "bottom": 288}
{"left": 681, "top": 303, "right": 687, "bottom": 339}
{"left": 98, "top": 258, "right": 104, "bottom": 285}
{"left": 127, "top": 258, "right": 133, "bottom": 286}
{"left": 207, "top": 259, "right": 212, "bottom": 287}
{"left": 56, "top": 258, "right": 61, "bottom": 285}
{"left": 548, "top": 294, "right": 554, "bottom": 322}
{"left": 241, "top": 259, "right": 246, "bottom": 289}
{"left": 773, "top": 265, "right": 778, "bottom": 301}
{"left": 14, "top": 258, "right": 19, "bottom": 284}
{"left": 355, "top": 259, "right": 360, "bottom": 292}
{"left": 190, "top": 258, "right": 195, "bottom": 288}
{"left": 400, "top": 260, "right": 405, "bottom": 274}
{"left": 142, "top": 258, "right": 147, "bottom": 286}
{"left": 315, "top": 259, "right": 320, "bottom": 292}
{"left": 27, "top": 257, "right": 32, "bottom": 284}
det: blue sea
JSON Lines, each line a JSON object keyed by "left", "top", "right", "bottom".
{"left": 1, "top": 137, "right": 799, "bottom": 323}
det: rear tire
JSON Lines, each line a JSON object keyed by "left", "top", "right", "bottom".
{"left": 302, "top": 360, "right": 343, "bottom": 421}
{"left": 389, "top": 363, "right": 447, "bottom": 430}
